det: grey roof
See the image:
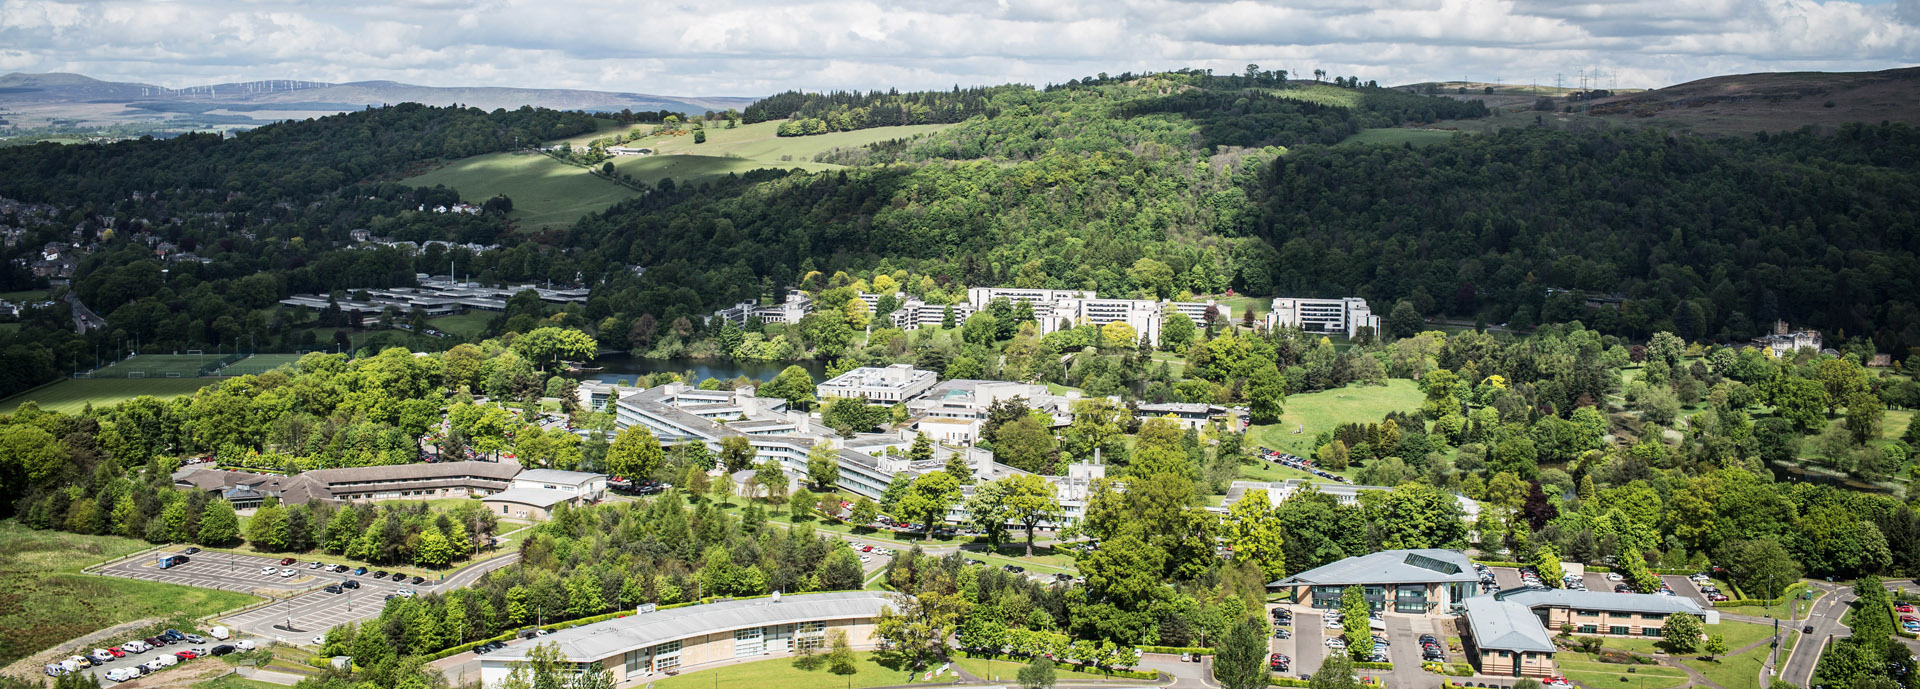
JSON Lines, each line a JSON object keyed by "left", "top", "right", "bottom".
{"left": 1463, "top": 596, "right": 1557, "bottom": 653}
{"left": 481, "top": 487, "right": 577, "bottom": 509}
{"left": 1273, "top": 549, "right": 1479, "bottom": 587}
{"left": 489, "top": 592, "right": 893, "bottom": 661}
{"left": 514, "top": 469, "right": 603, "bottom": 486}
{"left": 1499, "top": 588, "right": 1708, "bottom": 616}
{"left": 303, "top": 461, "right": 521, "bottom": 485}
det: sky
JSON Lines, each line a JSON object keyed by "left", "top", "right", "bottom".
{"left": 1, "top": 0, "right": 1917, "bottom": 97}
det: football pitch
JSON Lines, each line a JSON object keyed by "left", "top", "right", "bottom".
{"left": 0, "top": 378, "right": 215, "bottom": 414}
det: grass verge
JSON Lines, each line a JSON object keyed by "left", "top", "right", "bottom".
{"left": 646, "top": 651, "right": 937, "bottom": 689}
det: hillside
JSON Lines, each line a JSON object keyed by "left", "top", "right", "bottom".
{"left": 0, "top": 71, "right": 756, "bottom": 137}
{"left": 1584, "top": 67, "right": 1920, "bottom": 134}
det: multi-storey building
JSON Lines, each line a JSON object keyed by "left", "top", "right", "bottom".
{"left": 1264, "top": 297, "right": 1379, "bottom": 338}
{"left": 816, "top": 364, "right": 938, "bottom": 403}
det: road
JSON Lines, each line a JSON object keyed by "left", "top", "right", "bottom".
{"left": 1779, "top": 582, "right": 1853, "bottom": 687}
{"left": 65, "top": 290, "right": 106, "bottom": 334}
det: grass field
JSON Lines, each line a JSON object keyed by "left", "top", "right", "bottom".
{"left": 92, "top": 353, "right": 232, "bottom": 378}
{"left": 405, "top": 150, "right": 638, "bottom": 231}
{"left": 635, "top": 120, "right": 952, "bottom": 161}
{"left": 1339, "top": 128, "right": 1461, "bottom": 147}
{"left": 427, "top": 311, "right": 494, "bottom": 339}
{"left": 0, "top": 289, "right": 50, "bottom": 302}
{"left": 1602, "top": 620, "right": 1774, "bottom": 657}
{"left": 0, "top": 520, "right": 259, "bottom": 667}
{"left": 1246, "top": 379, "right": 1425, "bottom": 457}
{"left": 608, "top": 152, "right": 838, "bottom": 186}
{"left": 218, "top": 353, "right": 306, "bottom": 376}
{"left": 647, "top": 651, "right": 933, "bottom": 689}
{"left": 194, "top": 675, "right": 285, "bottom": 689}
{"left": 1555, "top": 652, "right": 1689, "bottom": 689}
{"left": 1265, "top": 84, "right": 1365, "bottom": 108}
{"left": 952, "top": 656, "right": 1120, "bottom": 682}
{"left": 0, "top": 377, "right": 216, "bottom": 414}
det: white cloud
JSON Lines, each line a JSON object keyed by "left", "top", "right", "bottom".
{"left": 0, "top": 0, "right": 1913, "bottom": 95}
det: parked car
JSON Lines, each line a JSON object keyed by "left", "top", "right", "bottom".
{"left": 144, "top": 636, "right": 167, "bottom": 647}
{"left": 353, "top": 566, "right": 368, "bottom": 575}
{"left": 410, "top": 576, "right": 425, "bottom": 585}
{"left": 1803, "top": 625, "right": 1815, "bottom": 634}
{"left": 183, "top": 633, "right": 206, "bottom": 644}
{"left": 309, "top": 561, "right": 323, "bottom": 569}
{"left": 183, "top": 547, "right": 201, "bottom": 555}
{"left": 174, "top": 649, "right": 198, "bottom": 660}
{"left": 278, "top": 568, "right": 297, "bottom": 577}
{"left": 104, "top": 667, "right": 139, "bottom": 682}
{"left": 235, "top": 640, "right": 256, "bottom": 651}
{"left": 209, "top": 645, "right": 236, "bottom": 656}
{"left": 341, "top": 579, "right": 359, "bottom": 589}
{"left": 122, "top": 640, "right": 150, "bottom": 653}
{"left": 260, "top": 566, "right": 277, "bottom": 575}
{"left": 89, "top": 649, "right": 115, "bottom": 663}
{"left": 279, "top": 557, "right": 297, "bottom": 566}
{"left": 373, "top": 571, "right": 388, "bottom": 579}
{"left": 324, "top": 584, "right": 344, "bottom": 594}
{"left": 163, "top": 630, "right": 186, "bottom": 642}
{"left": 107, "top": 647, "right": 126, "bottom": 658}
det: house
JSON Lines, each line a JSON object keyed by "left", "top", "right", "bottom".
{"left": 1751, "top": 320, "right": 1821, "bottom": 358}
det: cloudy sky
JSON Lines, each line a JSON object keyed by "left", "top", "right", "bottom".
{"left": 2, "top": 0, "right": 1917, "bottom": 96}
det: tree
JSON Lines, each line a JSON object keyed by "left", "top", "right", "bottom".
{"left": 1213, "top": 614, "right": 1269, "bottom": 689}
{"left": 1722, "top": 538, "right": 1803, "bottom": 599}
{"left": 994, "top": 415, "right": 1058, "bottom": 474}
{"left": 1247, "top": 365, "right": 1287, "bottom": 425}
{"left": 1162, "top": 311, "right": 1196, "bottom": 351}
{"left": 1386, "top": 300, "right": 1421, "bottom": 339}
{"left": 827, "top": 629, "right": 858, "bottom": 675}
{"left": 966, "top": 478, "right": 1014, "bottom": 550}
{"left": 719, "top": 435, "right": 755, "bottom": 472}
{"left": 1224, "top": 490, "right": 1287, "bottom": 581}
{"left": 1308, "top": 653, "right": 1360, "bottom": 689}
{"left": 605, "top": 425, "right": 665, "bottom": 481}
{"left": 1647, "top": 331, "right": 1686, "bottom": 366}
{"left": 762, "top": 365, "right": 818, "bottom": 410}
{"left": 1000, "top": 473, "right": 1062, "bottom": 556}
{"left": 1531, "top": 543, "right": 1565, "bottom": 588}
{"left": 1018, "top": 655, "right": 1057, "bottom": 689}
{"left": 850, "top": 496, "right": 880, "bottom": 526}
{"left": 753, "top": 460, "right": 787, "bottom": 504}
{"left": 1661, "top": 612, "right": 1703, "bottom": 655}
{"left": 898, "top": 472, "right": 961, "bottom": 536}
{"left": 1704, "top": 633, "right": 1726, "bottom": 660}
{"left": 823, "top": 396, "right": 886, "bottom": 437}
{"left": 1846, "top": 391, "right": 1885, "bottom": 444}
{"left": 874, "top": 573, "right": 969, "bottom": 669}
{"left": 807, "top": 441, "right": 840, "bottom": 489}
{"left": 1341, "top": 585, "right": 1373, "bottom": 660}
{"left": 1772, "top": 377, "right": 1827, "bottom": 432}
{"left": 1317, "top": 439, "right": 1350, "bottom": 471}
{"left": 197, "top": 499, "right": 240, "bottom": 546}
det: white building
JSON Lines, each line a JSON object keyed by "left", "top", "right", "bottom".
{"left": 1220, "top": 479, "right": 1481, "bottom": 522}
{"left": 816, "top": 364, "right": 937, "bottom": 403}
{"left": 1264, "top": 297, "right": 1379, "bottom": 338}
{"left": 1751, "top": 320, "right": 1821, "bottom": 358}
{"left": 755, "top": 292, "right": 812, "bottom": 324}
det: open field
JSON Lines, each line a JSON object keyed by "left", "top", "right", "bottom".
{"left": 1602, "top": 620, "right": 1773, "bottom": 657}
{"left": 636, "top": 120, "right": 953, "bottom": 161}
{"left": 92, "top": 353, "right": 232, "bottom": 378}
{"left": 1247, "top": 379, "right": 1425, "bottom": 458}
{"left": 0, "top": 289, "right": 50, "bottom": 302}
{"left": 648, "top": 651, "right": 928, "bottom": 689}
{"left": 218, "top": 353, "right": 307, "bottom": 376}
{"left": 1555, "top": 652, "right": 1690, "bottom": 689}
{"left": 1340, "top": 128, "right": 1461, "bottom": 147}
{"left": 608, "top": 152, "right": 838, "bottom": 186}
{"left": 0, "top": 520, "right": 259, "bottom": 667}
{"left": 0, "top": 377, "right": 216, "bottom": 414}
{"left": 194, "top": 676, "right": 286, "bottom": 689}
{"left": 404, "top": 150, "right": 638, "bottom": 231}
{"left": 427, "top": 311, "right": 494, "bottom": 339}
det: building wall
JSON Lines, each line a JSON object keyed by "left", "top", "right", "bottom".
{"left": 482, "top": 616, "right": 878, "bottom": 688}
{"left": 1295, "top": 582, "right": 1450, "bottom": 613}
{"left": 1539, "top": 607, "right": 1697, "bottom": 638}
{"left": 1474, "top": 649, "right": 1555, "bottom": 678}
{"left": 482, "top": 500, "right": 556, "bottom": 521}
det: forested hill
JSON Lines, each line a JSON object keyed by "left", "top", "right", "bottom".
{"left": 0, "top": 104, "right": 596, "bottom": 205}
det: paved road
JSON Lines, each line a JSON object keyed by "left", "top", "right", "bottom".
{"left": 1781, "top": 582, "right": 1854, "bottom": 687}
{"left": 1137, "top": 652, "right": 1213, "bottom": 688}
{"left": 1662, "top": 575, "right": 1711, "bottom": 607}
{"left": 1294, "top": 609, "right": 1325, "bottom": 680}
{"left": 1583, "top": 571, "right": 1615, "bottom": 592}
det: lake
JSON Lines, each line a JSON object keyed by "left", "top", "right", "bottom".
{"left": 581, "top": 355, "right": 827, "bottom": 385}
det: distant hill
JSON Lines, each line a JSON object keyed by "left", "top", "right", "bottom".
{"left": 0, "top": 72, "right": 757, "bottom": 136}
{"left": 1584, "top": 67, "right": 1920, "bottom": 134}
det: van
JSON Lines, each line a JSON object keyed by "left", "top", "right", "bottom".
{"left": 235, "top": 640, "right": 256, "bottom": 651}
{"left": 210, "top": 626, "right": 231, "bottom": 640}
{"left": 151, "top": 653, "right": 177, "bottom": 667}
{"left": 105, "top": 668, "right": 138, "bottom": 682}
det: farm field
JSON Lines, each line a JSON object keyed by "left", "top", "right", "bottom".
{"left": 1246, "top": 379, "right": 1424, "bottom": 458}
{"left": 0, "top": 520, "right": 259, "bottom": 668}
{"left": 404, "top": 150, "right": 639, "bottom": 231}
{"left": 633, "top": 120, "right": 952, "bottom": 161}
{"left": 0, "top": 377, "right": 216, "bottom": 414}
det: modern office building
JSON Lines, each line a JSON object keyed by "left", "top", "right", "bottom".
{"left": 816, "top": 364, "right": 938, "bottom": 402}
{"left": 1459, "top": 588, "right": 1715, "bottom": 678}
{"left": 477, "top": 592, "right": 891, "bottom": 687}
{"left": 1134, "top": 402, "right": 1218, "bottom": 429}
{"left": 1264, "top": 297, "right": 1379, "bottom": 338}
{"left": 1270, "top": 548, "right": 1482, "bottom": 613}
{"left": 1461, "top": 596, "right": 1559, "bottom": 678}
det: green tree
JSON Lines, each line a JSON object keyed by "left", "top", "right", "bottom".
{"left": 1213, "top": 614, "right": 1269, "bottom": 689}
{"left": 415, "top": 524, "right": 454, "bottom": 567}
{"left": 1247, "top": 365, "right": 1287, "bottom": 425}
{"left": 899, "top": 472, "right": 961, "bottom": 536}
{"left": 761, "top": 365, "right": 818, "bottom": 410}
{"left": 1845, "top": 391, "right": 1885, "bottom": 444}
{"left": 605, "top": 425, "right": 665, "bottom": 481}
{"left": 1341, "top": 585, "right": 1373, "bottom": 660}
{"left": 719, "top": 435, "right": 755, "bottom": 472}
{"left": 965, "top": 478, "right": 1014, "bottom": 551}
{"left": 1661, "top": 612, "right": 1703, "bottom": 654}
{"left": 1317, "top": 439, "right": 1350, "bottom": 471}
{"left": 511, "top": 326, "right": 598, "bottom": 371}
{"left": 1224, "top": 489, "right": 1287, "bottom": 581}
{"left": 1386, "top": 300, "right": 1421, "bottom": 339}
{"left": 1161, "top": 311, "right": 1196, "bottom": 351}
{"left": 1000, "top": 473, "right": 1062, "bottom": 556}
{"left": 1018, "top": 654, "right": 1057, "bottom": 689}
{"left": 1703, "top": 633, "right": 1726, "bottom": 660}
{"left": 993, "top": 415, "right": 1058, "bottom": 474}
{"left": 850, "top": 496, "right": 880, "bottom": 526}
{"left": 1721, "top": 538, "right": 1802, "bottom": 599}
{"left": 1772, "top": 377, "right": 1827, "bottom": 432}
{"left": 827, "top": 629, "right": 858, "bottom": 675}
{"left": 1531, "top": 543, "right": 1565, "bottom": 588}
{"left": 806, "top": 442, "right": 840, "bottom": 490}
{"left": 197, "top": 499, "right": 240, "bottom": 546}
{"left": 1308, "top": 653, "right": 1361, "bottom": 689}
{"left": 246, "top": 502, "right": 288, "bottom": 551}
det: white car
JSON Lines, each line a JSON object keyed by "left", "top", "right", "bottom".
{"left": 1325, "top": 619, "right": 1343, "bottom": 629}
{"left": 397, "top": 588, "right": 416, "bottom": 598}
{"left": 104, "top": 668, "right": 139, "bottom": 682}
{"left": 260, "top": 566, "right": 277, "bottom": 575}
{"left": 90, "top": 648, "right": 115, "bottom": 663}
{"left": 1606, "top": 572, "right": 1623, "bottom": 581}
{"left": 279, "top": 568, "right": 297, "bottom": 577}
{"left": 859, "top": 554, "right": 872, "bottom": 563}
{"left": 312, "top": 636, "right": 326, "bottom": 645}
{"left": 235, "top": 640, "right": 256, "bottom": 651}
{"left": 150, "top": 653, "right": 177, "bottom": 668}
{"left": 122, "top": 640, "right": 149, "bottom": 653}
{"left": 1325, "top": 638, "right": 1347, "bottom": 649}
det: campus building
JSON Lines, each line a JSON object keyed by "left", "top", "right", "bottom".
{"left": 1460, "top": 589, "right": 1715, "bottom": 678}
{"left": 1751, "top": 320, "right": 1823, "bottom": 358}
{"left": 1270, "top": 549, "right": 1481, "bottom": 614}
{"left": 1222, "top": 480, "right": 1483, "bottom": 523}
{"left": 477, "top": 592, "right": 891, "bottom": 687}
{"left": 816, "top": 364, "right": 938, "bottom": 402}
{"left": 1461, "top": 596, "right": 1559, "bottom": 678}
{"left": 1263, "top": 297, "right": 1379, "bottom": 338}
{"left": 482, "top": 468, "right": 609, "bottom": 520}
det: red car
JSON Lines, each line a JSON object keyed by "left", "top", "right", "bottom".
{"left": 174, "top": 650, "right": 198, "bottom": 660}
{"left": 279, "top": 557, "right": 297, "bottom": 566}
{"left": 861, "top": 545, "right": 873, "bottom": 552}
{"left": 1899, "top": 604, "right": 1915, "bottom": 613}
{"left": 106, "top": 648, "right": 126, "bottom": 658}
{"left": 1900, "top": 615, "right": 1917, "bottom": 623}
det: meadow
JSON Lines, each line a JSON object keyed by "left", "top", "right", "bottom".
{"left": 404, "top": 150, "right": 638, "bottom": 231}
{"left": 634, "top": 120, "right": 952, "bottom": 161}
{"left": 647, "top": 651, "right": 925, "bottom": 689}
{"left": 1339, "top": 128, "right": 1461, "bottom": 147}
{"left": 0, "top": 377, "right": 215, "bottom": 414}
{"left": 1246, "top": 378, "right": 1425, "bottom": 457}
{"left": 0, "top": 520, "right": 259, "bottom": 668}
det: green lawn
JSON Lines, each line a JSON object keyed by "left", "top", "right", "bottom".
{"left": 1599, "top": 621, "right": 1774, "bottom": 656}
{"left": 1339, "top": 128, "right": 1461, "bottom": 147}
{"left": 1555, "top": 652, "right": 1690, "bottom": 689}
{"left": 952, "top": 656, "right": 1123, "bottom": 682}
{"left": 427, "top": 311, "right": 494, "bottom": 339}
{"left": 1246, "top": 379, "right": 1425, "bottom": 458}
{"left": 1236, "top": 458, "right": 1343, "bottom": 484}
{"left": 0, "top": 289, "right": 50, "bottom": 302}
{"left": 1682, "top": 642, "right": 1775, "bottom": 689}
{"left": 194, "top": 675, "right": 287, "bottom": 689}
{"left": 94, "top": 353, "right": 233, "bottom": 377}
{"left": 404, "top": 150, "right": 640, "bottom": 231}
{"left": 218, "top": 353, "right": 307, "bottom": 377}
{"left": 647, "top": 651, "right": 938, "bottom": 689}
{"left": 0, "top": 520, "right": 260, "bottom": 667}
{"left": 0, "top": 377, "right": 217, "bottom": 414}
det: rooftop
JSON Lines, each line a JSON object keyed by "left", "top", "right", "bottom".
{"left": 303, "top": 460, "right": 522, "bottom": 485}
{"left": 1498, "top": 588, "right": 1709, "bottom": 616}
{"left": 1462, "top": 596, "right": 1557, "bottom": 653}
{"left": 514, "top": 469, "right": 603, "bottom": 486}
{"left": 1272, "top": 549, "right": 1479, "bottom": 587}
{"left": 487, "top": 591, "right": 896, "bottom": 662}
{"left": 481, "top": 487, "right": 578, "bottom": 509}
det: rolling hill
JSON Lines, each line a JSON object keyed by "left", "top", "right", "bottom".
{"left": 1583, "top": 66, "right": 1920, "bottom": 134}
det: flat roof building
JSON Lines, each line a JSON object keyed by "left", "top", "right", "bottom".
{"left": 816, "top": 364, "right": 937, "bottom": 403}
{"left": 1272, "top": 549, "right": 1481, "bottom": 614}
{"left": 1265, "top": 297, "right": 1379, "bottom": 338}
{"left": 478, "top": 592, "right": 891, "bottom": 687}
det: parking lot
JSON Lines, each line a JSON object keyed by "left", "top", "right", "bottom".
{"left": 101, "top": 549, "right": 472, "bottom": 645}
{"left": 49, "top": 629, "right": 262, "bottom": 685}
{"left": 1662, "top": 575, "right": 1712, "bottom": 606}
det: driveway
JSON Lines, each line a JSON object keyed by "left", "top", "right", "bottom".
{"left": 1293, "top": 609, "right": 1324, "bottom": 679}
{"left": 1490, "top": 567, "right": 1525, "bottom": 591}
{"left": 1661, "top": 575, "right": 1711, "bottom": 607}
{"left": 1582, "top": 572, "right": 1614, "bottom": 592}
{"left": 1138, "top": 652, "right": 1213, "bottom": 688}
{"left": 1267, "top": 605, "right": 1299, "bottom": 677}
{"left": 1781, "top": 583, "right": 1855, "bottom": 687}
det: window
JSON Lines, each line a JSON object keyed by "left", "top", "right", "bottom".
{"left": 624, "top": 648, "right": 649, "bottom": 676}
{"left": 1577, "top": 609, "right": 1599, "bottom": 617}
{"left": 1578, "top": 625, "right": 1598, "bottom": 634}
{"left": 1643, "top": 628, "right": 1662, "bottom": 637}
{"left": 735, "top": 626, "right": 766, "bottom": 657}
{"left": 652, "top": 640, "right": 681, "bottom": 673}
{"left": 1499, "top": 651, "right": 1510, "bottom": 658}
{"left": 1642, "top": 613, "right": 1666, "bottom": 621}
{"left": 1610, "top": 626, "right": 1629, "bottom": 635}
{"left": 797, "top": 621, "right": 827, "bottom": 652}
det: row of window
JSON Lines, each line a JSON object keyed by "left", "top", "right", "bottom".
{"left": 1577, "top": 625, "right": 1663, "bottom": 637}
{"left": 1575, "top": 610, "right": 1667, "bottom": 620}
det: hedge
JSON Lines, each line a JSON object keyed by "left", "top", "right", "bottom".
{"left": 1278, "top": 677, "right": 1385, "bottom": 687}
{"left": 1355, "top": 661, "right": 1394, "bottom": 670}
{"left": 1423, "top": 661, "right": 1475, "bottom": 676}
{"left": 1141, "top": 645, "right": 1214, "bottom": 655}
{"left": 1713, "top": 582, "right": 1810, "bottom": 608}
{"left": 1889, "top": 601, "right": 1919, "bottom": 639}
{"left": 1472, "top": 561, "right": 1529, "bottom": 568}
